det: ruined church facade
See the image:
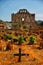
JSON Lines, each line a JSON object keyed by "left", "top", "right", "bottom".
{"left": 11, "top": 9, "right": 39, "bottom": 32}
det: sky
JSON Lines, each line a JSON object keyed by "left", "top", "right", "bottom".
{"left": 0, "top": 0, "right": 43, "bottom": 21}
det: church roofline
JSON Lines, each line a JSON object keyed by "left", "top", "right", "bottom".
{"left": 16, "top": 9, "right": 30, "bottom": 14}
{"left": 11, "top": 9, "right": 35, "bottom": 16}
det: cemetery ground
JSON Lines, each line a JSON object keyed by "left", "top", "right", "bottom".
{"left": 0, "top": 44, "right": 43, "bottom": 65}
{"left": 0, "top": 32, "right": 43, "bottom": 65}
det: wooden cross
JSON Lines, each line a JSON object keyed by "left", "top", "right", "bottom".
{"left": 14, "top": 48, "right": 29, "bottom": 62}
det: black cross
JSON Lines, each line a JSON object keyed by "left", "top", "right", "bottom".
{"left": 14, "top": 48, "right": 29, "bottom": 62}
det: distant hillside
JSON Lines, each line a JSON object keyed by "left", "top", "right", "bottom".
{"left": 0, "top": 19, "right": 11, "bottom": 23}
{"left": 39, "top": 22, "right": 43, "bottom": 26}
{"left": 0, "top": 20, "right": 4, "bottom": 23}
{"left": 36, "top": 20, "right": 43, "bottom": 26}
{"left": 36, "top": 20, "right": 43, "bottom": 24}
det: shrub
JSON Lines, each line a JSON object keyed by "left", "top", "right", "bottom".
{"left": 7, "top": 34, "right": 13, "bottom": 39}
{"left": 4, "top": 34, "right": 14, "bottom": 40}
{"left": 18, "top": 35, "right": 24, "bottom": 45}
{"left": 4, "top": 35, "right": 8, "bottom": 40}
{"left": 28, "top": 36, "right": 36, "bottom": 45}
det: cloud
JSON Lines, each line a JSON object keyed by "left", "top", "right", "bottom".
{"left": 35, "top": 14, "right": 43, "bottom": 20}
{"left": 36, "top": 14, "right": 43, "bottom": 17}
